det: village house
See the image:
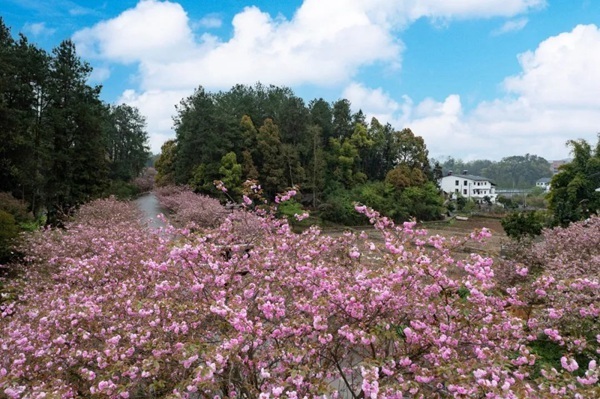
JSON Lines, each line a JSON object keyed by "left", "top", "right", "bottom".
{"left": 439, "top": 171, "right": 498, "bottom": 203}
{"left": 536, "top": 177, "right": 552, "bottom": 192}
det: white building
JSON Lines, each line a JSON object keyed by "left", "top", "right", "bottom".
{"left": 439, "top": 171, "right": 497, "bottom": 203}
{"left": 536, "top": 177, "right": 551, "bottom": 192}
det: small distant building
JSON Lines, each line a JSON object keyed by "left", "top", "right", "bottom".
{"left": 551, "top": 159, "right": 570, "bottom": 174}
{"left": 439, "top": 171, "right": 497, "bottom": 203}
{"left": 536, "top": 177, "right": 552, "bottom": 192}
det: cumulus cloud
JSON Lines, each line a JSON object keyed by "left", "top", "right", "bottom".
{"left": 73, "top": 0, "right": 196, "bottom": 64}
{"left": 118, "top": 88, "right": 193, "bottom": 153}
{"left": 71, "top": 0, "right": 550, "bottom": 153}
{"left": 345, "top": 24, "right": 600, "bottom": 160}
{"left": 75, "top": 0, "right": 403, "bottom": 90}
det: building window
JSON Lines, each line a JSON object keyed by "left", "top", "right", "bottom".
{"left": 455, "top": 189, "right": 459, "bottom": 193}
{"left": 455, "top": 180, "right": 459, "bottom": 186}
{"left": 464, "top": 181, "right": 467, "bottom": 186}
{"left": 463, "top": 189, "right": 467, "bottom": 195}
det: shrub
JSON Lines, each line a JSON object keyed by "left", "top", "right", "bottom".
{"left": 103, "top": 180, "right": 140, "bottom": 200}
{"left": 0, "top": 210, "right": 19, "bottom": 262}
{"left": 0, "top": 192, "right": 34, "bottom": 225}
{"left": 501, "top": 211, "right": 546, "bottom": 240}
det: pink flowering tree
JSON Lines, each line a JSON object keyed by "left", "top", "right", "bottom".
{"left": 0, "top": 196, "right": 597, "bottom": 398}
{"left": 500, "top": 216, "right": 600, "bottom": 394}
{"left": 155, "top": 185, "right": 229, "bottom": 228}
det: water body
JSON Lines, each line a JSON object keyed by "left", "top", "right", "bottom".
{"left": 134, "top": 192, "right": 168, "bottom": 229}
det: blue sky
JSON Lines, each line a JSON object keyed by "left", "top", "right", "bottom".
{"left": 3, "top": 0, "right": 600, "bottom": 160}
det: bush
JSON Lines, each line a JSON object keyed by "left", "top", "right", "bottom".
{"left": 501, "top": 211, "right": 546, "bottom": 240}
{"left": 0, "top": 210, "right": 19, "bottom": 262}
{"left": 318, "top": 187, "right": 368, "bottom": 225}
{"left": 103, "top": 180, "right": 140, "bottom": 200}
{"left": 0, "top": 192, "right": 33, "bottom": 224}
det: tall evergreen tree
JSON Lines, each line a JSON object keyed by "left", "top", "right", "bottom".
{"left": 105, "top": 104, "right": 150, "bottom": 181}
{"left": 45, "top": 40, "right": 108, "bottom": 220}
{"left": 332, "top": 99, "right": 353, "bottom": 140}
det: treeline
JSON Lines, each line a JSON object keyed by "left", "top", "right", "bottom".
{"left": 155, "top": 84, "right": 445, "bottom": 224}
{"left": 437, "top": 154, "right": 552, "bottom": 189}
{"left": 0, "top": 19, "right": 150, "bottom": 224}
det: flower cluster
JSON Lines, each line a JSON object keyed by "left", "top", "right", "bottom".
{"left": 0, "top": 199, "right": 597, "bottom": 398}
{"left": 155, "top": 185, "right": 228, "bottom": 227}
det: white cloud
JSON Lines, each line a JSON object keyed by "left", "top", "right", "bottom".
{"left": 76, "top": 1, "right": 402, "bottom": 90}
{"left": 23, "top": 22, "right": 56, "bottom": 37}
{"left": 344, "top": 25, "right": 600, "bottom": 160}
{"left": 72, "top": 0, "right": 196, "bottom": 64}
{"left": 503, "top": 24, "right": 600, "bottom": 107}
{"left": 88, "top": 65, "right": 111, "bottom": 83}
{"left": 72, "top": 0, "right": 549, "bottom": 153}
{"left": 195, "top": 14, "right": 222, "bottom": 29}
{"left": 118, "top": 88, "right": 193, "bottom": 153}
{"left": 492, "top": 18, "right": 528, "bottom": 36}
{"left": 405, "top": 0, "right": 545, "bottom": 21}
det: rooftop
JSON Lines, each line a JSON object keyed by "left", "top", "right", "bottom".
{"left": 443, "top": 173, "right": 496, "bottom": 184}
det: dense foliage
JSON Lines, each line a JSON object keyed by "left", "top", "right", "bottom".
{"left": 438, "top": 154, "right": 552, "bottom": 189}
{"left": 0, "top": 193, "right": 35, "bottom": 263}
{"left": 500, "top": 211, "right": 546, "bottom": 240}
{"left": 548, "top": 135, "right": 600, "bottom": 226}
{"left": 155, "top": 84, "right": 443, "bottom": 223}
{"left": 1, "top": 195, "right": 598, "bottom": 398}
{"left": 0, "top": 19, "right": 150, "bottom": 224}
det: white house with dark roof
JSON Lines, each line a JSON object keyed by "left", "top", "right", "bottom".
{"left": 439, "top": 171, "right": 497, "bottom": 203}
{"left": 536, "top": 177, "right": 552, "bottom": 192}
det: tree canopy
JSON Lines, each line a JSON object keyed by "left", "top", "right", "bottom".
{"left": 157, "top": 84, "right": 444, "bottom": 223}
{"left": 548, "top": 135, "right": 600, "bottom": 226}
{"left": 0, "top": 18, "right": 150, "bottom": 223}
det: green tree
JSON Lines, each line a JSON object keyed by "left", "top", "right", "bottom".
{"left": 306, "top": 124, "right": 326, "bottom": 208}
{"left": 501, "top": 211, "right": 545, "bottom": 240}
{"left": 393, "top": 128, "right": 431, "bottom": 177}
{"left": 219, "top": 152, "right": 243, "bottom": 199}
{"left": 256, "top": 119, "right": 286, "bottom": 197}
{"left": 548, "top": 136, "right": 600, "bottom": 226}
{"left": 332, "top": 99, "right": 353, "bottom": 140}
{"left": 0, "top": 21, "right": 50, "bottom": 214}
{"left": 45, "top": 40, "right": 108, "bottom": 222}
{"left": 105, "top": 104, "right": 150, "bottom": 181}
{"left": 308, "top": 98, "right": 333, "bottom": 144}
{"left": 155, "top": 140, "right": 177, "bottom": 186}
{"left": 173, "top": 86, "right": 224, "bottom": 185}
{"left": 482, "top": 154, "right": 551, "bottom": 189}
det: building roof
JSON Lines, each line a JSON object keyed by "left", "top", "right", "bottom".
{"left": 442, "top": 174, "right": 496, "bottom": 184}
{"left": 536, "top": 177, "right": 552, "bottom": 184}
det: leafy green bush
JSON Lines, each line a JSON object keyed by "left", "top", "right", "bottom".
{"left": 318, "top": 187, "right": 368, "bottom": 225}
{"left": 501, "top": 211, "right": 546, "bottom": 240}
{"left": 319, "top": 182, "right": 444, "bottom": 225}
{"left": 0, "top": 210, "right": 19, "bottom": 262}
{"left": 276, "top": 199, "right": 312, "bottom": 229}
{"left": 103, "top": 180, "right": 140, "bottom": 200}
{"left": 0, "top": 192, "right": 34, "bottom": 224}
